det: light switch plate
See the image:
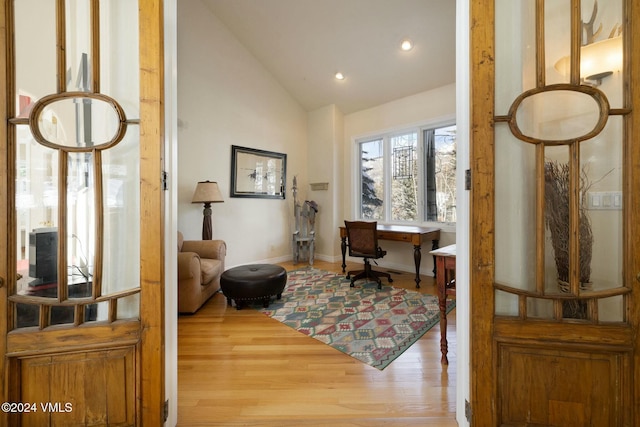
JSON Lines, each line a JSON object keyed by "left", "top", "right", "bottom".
{"left": 587, "top": 191, "right": 622, "bottom": 210}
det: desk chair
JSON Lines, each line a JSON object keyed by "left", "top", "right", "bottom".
{"left": 344, "top": 221, "right": 393, "bottom": 289}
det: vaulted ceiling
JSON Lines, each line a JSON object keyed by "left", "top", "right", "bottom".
{"left": 202, "top": 0, "right": 456, "bottom": 114}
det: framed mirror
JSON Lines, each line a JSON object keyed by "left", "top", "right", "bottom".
{"left": 230, "top": 145, "right": 286, "bottom": 199}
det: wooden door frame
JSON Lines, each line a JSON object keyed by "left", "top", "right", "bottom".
{"left": 469, "top": 0, "right": 640, "bottom": 425}
{"left": 0, "top": 0, "right": 165, "bottom": 424}
{"left": 139, "top": 0, "right": 165, "bottom": 424}
{"left": 469, "top": 0, "right": 497, "bottom": 424}
{"left": 0, "top": 0, "right": 9, "bottom": 421}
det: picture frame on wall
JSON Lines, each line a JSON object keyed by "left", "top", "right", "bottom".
{"left": 230, "top": 145, "right": 287, "bottom": 199}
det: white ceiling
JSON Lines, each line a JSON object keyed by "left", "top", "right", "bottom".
{"left": 202, "top": 0, "right": 456, "bottom": 114}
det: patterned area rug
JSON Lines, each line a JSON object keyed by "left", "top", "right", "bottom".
{"left": 256, "top": 268, "right": 455, "bottom": 370}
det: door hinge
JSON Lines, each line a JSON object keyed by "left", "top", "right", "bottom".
{"left": 162, "top": 171, "right": 168, "bottom": 191}
{"left": 163, "top": 399, "right": 169, "bottom": 422}
{"left": 465, "top": 399, "right": 472, "bottom": 423}
{"left": 465, "top": 169, "right": 471, "bottom": 190}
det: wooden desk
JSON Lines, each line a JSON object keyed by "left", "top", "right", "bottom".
{"left": 430, "top": 244, "right": 456, "bottom": 365}
{"left": 339, "top": 224, "right": 440, "bottom": 288}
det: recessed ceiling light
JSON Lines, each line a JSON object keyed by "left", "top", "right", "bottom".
{"left": 401, "top": 39, "right": 413, "bottom": 51}
{"left": 335, "top": 72, "right": 345, "bottom": 80}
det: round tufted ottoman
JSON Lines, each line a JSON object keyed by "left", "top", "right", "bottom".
{"left": 220, "top": 264, "right": 287, "bottom": 310}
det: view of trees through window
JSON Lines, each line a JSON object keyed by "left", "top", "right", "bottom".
{"left": 360, "top": 139, "right": 384, "bottom": 219}
{"left": 359, "top": 124, "right": 456, "bottom": 224}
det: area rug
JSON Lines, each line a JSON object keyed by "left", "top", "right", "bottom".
{"left": 256, "top": 268, "right": 455, "bottom": 370}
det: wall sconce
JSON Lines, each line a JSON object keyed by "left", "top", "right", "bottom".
{"left": 554, "top": 36, "right": 623, "bottom": 86}
{"left": 192, "top": 181, "right": 224, "bottom": 240}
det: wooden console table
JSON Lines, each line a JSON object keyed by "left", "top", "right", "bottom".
{"left": 339, "top": 224, "right": 440, "bottom": 288}
{"left": 430, "top": 244, "right": 456, "bottom": 365}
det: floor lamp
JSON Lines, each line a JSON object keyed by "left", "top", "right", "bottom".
{"left": 192, "top": 181, "right": 224, "bottom": 240}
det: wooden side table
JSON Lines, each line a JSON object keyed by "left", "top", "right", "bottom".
{"left": 430, "top": 244, "right": 456, "bottom": 365}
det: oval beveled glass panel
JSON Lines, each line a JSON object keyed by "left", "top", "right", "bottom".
{"left": 36, "top": 96, "right": 122, "bottom": 149}
{"left": 513, "top": 89, "right": 605, "bottom": 143}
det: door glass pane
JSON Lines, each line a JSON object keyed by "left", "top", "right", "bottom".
{"left": 581, "top": 118, "right": 623, "bottom": 292}
{"left": 546, "top": 0, "right": 571, "bottom": 85}
{"left": 495, "top": 0, "right": 536, "bottom": 116}
{"left": 101, "top": 132, "right": 140, "bottom": 296}
{"left": 495, "top": 125, "right": 537, "bottom": 292}
{"left": 495, "top": 290, "right": 518, "bottom": 317}
{"left": 550, "top": 0, "right": 623, "bottom": 105}
{"left": 599, "top": 296, "right": 623, "bottom": 322}
{"left": 360, "top": 139, "right": 384, "bottom": 220}
{"left": 543, "top": 145, "right": 571, "bottom": 294}
{"left": 494, "top": 0, "right": 626, "bottom": 324}
{"left": 100, "top": 0, "right": 140, "bottom": 120}
{"left": 14, "top": 0, "right": 57, "bottom": 105}
{"left": 13, "top": 0, "right": 141, "bottom": 329}
{"left": 116, "top": 294, "right": 140, "bottom": 320}
{"left": 527, "top": 297, "right": 553, "bottom": 319}
{"left": 67, "top": 151, "right": 95, "bottom": 295}
{"left": 66, "top": 0, "right": 93, "bottom": 92}
{"left": 580, "top": 0, "right": 624, "bottom": 108}
{"left": 15, "top": 303, "right": 40, "bottom": 328}
{"left": 16, "top": 127, "right": 59, "bottom": 295}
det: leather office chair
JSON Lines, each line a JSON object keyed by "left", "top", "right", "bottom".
{"left": 344, "top": 220, "right": 393, "bottom": 289}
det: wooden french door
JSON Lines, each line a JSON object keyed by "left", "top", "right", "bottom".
{"left": 0, "top": 0, "right": 164, "bottom": 425}
{"left": 470, "top": 0, "right": 640, "bottom": 425}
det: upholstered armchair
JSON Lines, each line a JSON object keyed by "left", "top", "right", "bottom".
{"left": 178, "top": 231, "right": 226, "bottom": 314}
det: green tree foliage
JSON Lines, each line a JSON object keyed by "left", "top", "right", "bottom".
{"left": 361, "top": 156, "right": 382, "bottom": 219}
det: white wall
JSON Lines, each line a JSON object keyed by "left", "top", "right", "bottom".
{"left": 177, "top": 2, "right": 458, "bottom": 276}
{"left": 455, "top": 1, "right": 470, "bottom": 425}
{"left": 177, "top": 1, "right": 308, "bottom": 267}
{"left": 164, "top": 0, "right": 178, "bottom": 425}
{"left": 175, "top": 3, "right": 468, "bottom": 426}
{"left": 306, "top": 105, "right": 344, "bottom": 261}
{"left": 342, "top": 84, "right": 457, "bottom": 275}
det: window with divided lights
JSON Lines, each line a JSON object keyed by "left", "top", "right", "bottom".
{"left": 358, "top": 124, "right": 456, "bottom": 224}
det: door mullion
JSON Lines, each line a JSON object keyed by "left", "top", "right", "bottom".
{"left": 56, "top": 0, "right": 66, "bottom": 93}
{"left": 58, "top": 151, "right": 68, "bottom": 302}
{"left": 569, "top": 143, "right": 580, "bottom": 297}
{"left": 536, "top": 143, "right": 545, "bottom": 295}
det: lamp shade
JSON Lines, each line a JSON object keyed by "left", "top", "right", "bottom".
{"left": 192, "top": 181, "right": 224, "bottom": 203}
{"left": 554, "top": 36, "right": 623, "bottom": 81}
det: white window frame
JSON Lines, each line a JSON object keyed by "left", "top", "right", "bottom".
{"left": 352, "top": 116, "right": 457, "bottom": 232}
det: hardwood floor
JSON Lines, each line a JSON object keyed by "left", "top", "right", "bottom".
{"left": 177, "top": 260, "right": 457, "bottom": 426}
